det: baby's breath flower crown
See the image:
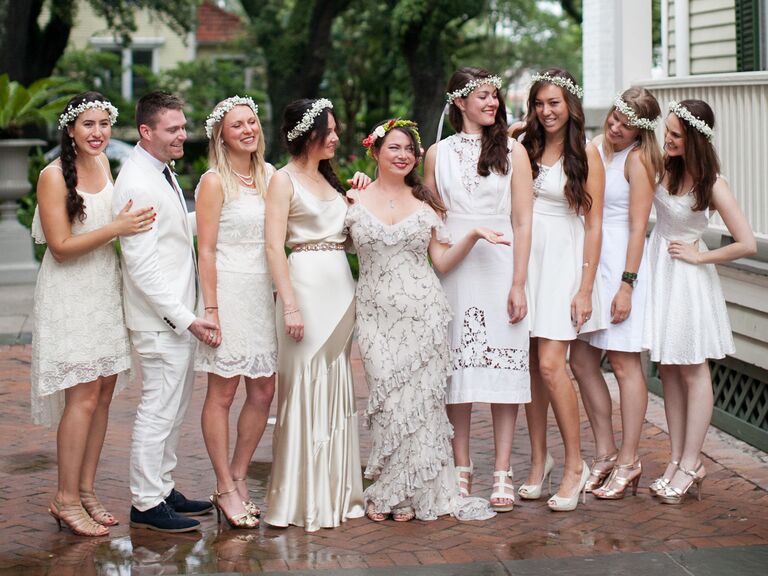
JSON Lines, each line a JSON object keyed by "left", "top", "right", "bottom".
{"left": 446, "top": 76, "right": 503, "bottom": 104}
{"left": 287, "top": 98, "right": 333, "bottom": 142}
{"left": 361, "top": 119, "right": 421, "bottom": 158}
{"left": 613, "top": 94, "right": 659, "bottom": 131}
{"left": 529, "top": 72, "right": 584, "bottom": 99}
{"left": 668, "top": 100, "right": 714, "bottom": 142}
{"left": 58, "top": 100, "right": 118, "bottom": 130}
{"left": 205, "top": 95, "right": 258, "bottom": 139}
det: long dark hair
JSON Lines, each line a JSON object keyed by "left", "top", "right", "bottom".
{"left": 514, "top": 67, "right": 592, "bottom": 213}
{"left": 281, "top": 99, "right": 345, "bottom": 195}
{"left": 664, "top": 99, "right": 719, "bottom": 211}
{"left": 59, "top": 91, "right": 111, "bottom": 222}
{"left": 446, "top": 67, "right": 510, "bottom": 176}
{"left": 370, "top": 123, "right": 447, "bottom": 218}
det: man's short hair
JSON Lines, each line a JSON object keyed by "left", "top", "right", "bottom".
{"left": 135, "top": 91, "right": 185, "bottom": 131}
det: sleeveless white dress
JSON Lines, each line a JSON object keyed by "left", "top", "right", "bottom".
{"left": 528, "top": 159, "right": 605, "bottom": 340}
{"left": 435, "top": 133, "right": 530, "bottom": 405}
{"left": 643, "top": 185, "right": 735, "bottom": 364}
{"left": 582, "top": 144, "right": 648, "bottom": 352}
{"left": 194, "top": 167, "right": 278, "bottom": 378}
{"left": 30, "top": 164, "right": 132, "bottom": 426}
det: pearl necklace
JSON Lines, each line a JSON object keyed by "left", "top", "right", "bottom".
{"left": 232, "top": 168, "right": 254, "bottom": 186}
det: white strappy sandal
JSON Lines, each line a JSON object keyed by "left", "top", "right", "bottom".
{"left": 456, "top": 460, "right": 473, "bottom": 497}
{"left": 491, "top": 468, "right": 515, "bottom": 512}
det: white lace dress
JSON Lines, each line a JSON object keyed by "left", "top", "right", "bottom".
{"left": 643, "top": 186, "right": 734, "bottom": 364}
{"left": 194, "top": 168, "right": 278, "bottom": 377}
{"left": 434, "top": 133, "right": 530, "bottom": 405}
{"left": 30, "top": 166, "right": 132, "bottom": 426}
{"left": 346, "top": 202, "right": 494, "bottom": 522}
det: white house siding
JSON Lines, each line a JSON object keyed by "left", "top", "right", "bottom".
{"left": 668, "top": 0, "right": 738, "bottom": 75}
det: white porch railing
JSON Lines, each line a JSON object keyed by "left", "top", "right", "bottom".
{"left": 639, "top": 71, "right": 768, "bottom": 241}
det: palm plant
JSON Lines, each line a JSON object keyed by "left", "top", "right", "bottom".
{"left": 0, "top": 74, "right": 78, "bottom": 138}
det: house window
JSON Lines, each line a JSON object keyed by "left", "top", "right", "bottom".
{"left": 90, "top": 38, "right": 163, "bottom": 100}
{"left": 736, "top": 0, "right": 766, "bottom": 71}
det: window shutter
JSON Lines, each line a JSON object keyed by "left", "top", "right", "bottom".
{"left": 736, "top": 0, "right": 760, "bottom": 71}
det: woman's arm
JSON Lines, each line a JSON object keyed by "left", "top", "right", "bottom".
{"left": 508, "top": 143, "right": 533, "bottom": 323}
{"left": 195, "top": 172, "right": 224, "bottom": 347}
{"left": 265, "top": 170, "right": 303, "bottom": 342}
{"left": 428, "top": 226, "right": 510, "bottom": 275}
{"left": 571, "top": 143, "right": 605, "bottom": 331}
{"left": 423, "top": 144, "right": 438, "bottom": 195}
{"left": 38, "top": 160, "right": 154, "bottom": 263}
{"left": 668, "top": 176, "right": 756, "bottom": 264}
{"left": 611, "top": 149, "right": 654, "bottom": 323}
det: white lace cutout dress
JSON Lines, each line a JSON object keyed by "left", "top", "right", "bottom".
{"left": 434, "top": 133, "right": 530, "bottom": 405}
{"left": 194, "top": 168, "right": 278, "bottom": 378}
{"left": 30, "top": 166, "right": 132, "bottom": 426}
{"left": 346, "top": 203, "right": 460, "bottom": 520}
{"left": 642, "top": 186, "right": 734, "bottom": 364}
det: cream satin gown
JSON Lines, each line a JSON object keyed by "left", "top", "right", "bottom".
{"left": 264, "top": 170, "right": 365, "bottom": 531}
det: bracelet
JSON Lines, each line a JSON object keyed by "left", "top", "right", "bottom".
{"left": 621, "top": 271, "right": 637, "bottom": 287}
{"left": 204, "top": 306, "right": 218, "bottom": 310}
{"left": 283, "top": 308, "right": 299, "bottom": 316}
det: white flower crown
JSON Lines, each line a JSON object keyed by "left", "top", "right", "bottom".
{"left": 529, "top": 72, "right": 584, "bottom": 99}
{"left": 613, "top": 94, "right": 659, "bottom": 131}
{"left": 58, "top": 100, "right": 118, "bottom": 130}
{"left": 446, "top": 76, "right": 503, "bottom": 104}
{"left": 287, "top": 98, "right": 333, "bottom": 142}
{"left": 205, "top": 95, "right": 258, "bottom": 139}
{"left": 668, "top": 101, "right": 714, "bottom": 141}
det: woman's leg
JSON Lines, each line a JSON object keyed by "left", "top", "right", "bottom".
{"left": 607, "top": 351, "right": 647, "bottom": 466}
{"left": 522, "top": 339, "right": 550, "bottom": 486}
{"left": 447, "top": 402, "right": 473, "bottom": 491}
{"left": 659, "top": 364, "right": 687, "bottom": 480}
{"left": 537, "top": 338, "right": 583, "bottom": 497}
{"left": 78, "top": 375, "right": 117, "bottom": 494}
{"left": 490, "top": 402, "right": 518, "bottom": 505}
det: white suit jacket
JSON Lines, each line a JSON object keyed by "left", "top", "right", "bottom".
{"left": 113, "top": 144, "right": 197, "bottom": 335}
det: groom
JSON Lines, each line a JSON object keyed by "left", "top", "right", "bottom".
{"left": 114, "top": 91, "right": 218, "bottom": 532}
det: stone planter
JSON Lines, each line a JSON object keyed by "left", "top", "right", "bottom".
{"left": 0, "top": 139, "right": 45, "bottom": 284}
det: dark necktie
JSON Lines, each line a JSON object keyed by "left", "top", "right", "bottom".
{"left": 163, "top": 166, "right": 186, "bottom": 209}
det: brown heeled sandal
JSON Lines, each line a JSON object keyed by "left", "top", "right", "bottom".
{"left": 80, "top": 490, "right": 119, "bottom": 526}
{"left": 49, "top": 498, "right": 110, "bottom": 537}
{"left": 210, "top": 487, "right": 259, "bottom": 529}
{"left": 593, "top": 461, "right": 642, "bottom": 500}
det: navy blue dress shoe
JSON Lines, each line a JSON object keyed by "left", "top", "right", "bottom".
{"left": 129, "top": 502, "right": 200, "bottom": 532}
{"left": 165, "top": 488, "right": 213, "bottom": 516}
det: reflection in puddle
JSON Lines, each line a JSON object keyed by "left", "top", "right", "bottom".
{"left": 2, "top": 451, "right": 56, "bottom": 474}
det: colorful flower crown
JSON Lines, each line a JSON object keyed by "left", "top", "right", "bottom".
{"left": 287, "top": 98, "right": 333, "bottom": 142}
{"left": 205, "top": 95, "right": 258, "bottom": 139}
{"left": 361, "top": 119, "right": 421, "bottom": 158}
{"left": 614, "top": 94, "right": 659, "bottom": 131}
{"left": 446, "top": 76, "right": 503, "bottom": 104}
{"left": 529, "top": 72, "right": 584, "bottom": 99}
{"left": 668, "top": 101, "right": 714, "bottom": 142}
{"left": 58, "top": 100, "right": 118, "bottom": 130}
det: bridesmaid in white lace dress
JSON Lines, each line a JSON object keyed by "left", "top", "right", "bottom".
{"left": 31, "top": 92, "right": 155, "bottom": 536}
{"left": 195, "top": 97, "right": 277, "bottom": 528}
{"left": 644, "top": 100, "right": 755, "bottom": 504}
{"left": 348, "top": 120, "right": 504, "bottom": 522}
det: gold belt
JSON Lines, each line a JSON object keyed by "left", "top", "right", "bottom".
{"left": 292, "top": 241, "right": 345, "bottom": 253}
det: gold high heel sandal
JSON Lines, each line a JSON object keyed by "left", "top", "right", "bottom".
{"left": 658, "top": 463, "right": 706, "bottom": 505}
{"left": 518, "top": 452, "right": 554, "bottom": 500}
{"left": 584, "top": 452, "right": 618, "bottom": 493}
{"left": 210, "top": 487, "right": 259, "bottom": 528}
{"left": 593, "top": 461, "right": 642, "bottom": 500}
{"left": 649, "top": 460, "right": 679, "bottom": 497}
{"left": 49, "top": 498, "right": 110, "bottom": 537}
{"left": 232, "top": 477, "right": 260, "bottom": 517}
{"left": 80, "top": 490, "right": 119, "bottom": 526}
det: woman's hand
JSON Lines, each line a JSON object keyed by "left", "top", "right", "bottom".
{"left": 113, "top": 200, "right": 156, "bottom": 236}
{"left": 474, "top": 228, "right": 511, "bottom": 245}
{"left": 284, "top": 309, "right": 304, "bottom": 342}
{"left": 668, "top": 240, "right": 701, "bottom": 264}
{"left": 203, "top": 308, "right": 222, "bottom": 347}
{"left": 570, "top": 290, "right": 593, "bottom": 333}
{"left": 347, "top": 171, "right": 372, "bottom": 189}
{"left": 610, "top": 283, "right": 632, "bottom": 324}
{"left": 507, "top": 285, "right": 527, "bottom": 324}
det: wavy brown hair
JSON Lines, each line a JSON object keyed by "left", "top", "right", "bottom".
{"left": 446, "top": 67, "right": 510, "bottom": 176}
{"left": 513, "top": 67, "right": 592, "bottom": 213}
{"left": 281, "top": 99, "right": 345, "bottom": 195}
{"left": 371, "top": 123, "right": 447, "bottom": 218}
{"left": 602, "top": 87, "right": 663, "bottom": 186}
{"left": 664, "top": 99, "right": 719, "bottom": 211}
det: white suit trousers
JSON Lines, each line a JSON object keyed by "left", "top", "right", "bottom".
{"left": 129, "top": 329, "right": 196, "bottom": 511}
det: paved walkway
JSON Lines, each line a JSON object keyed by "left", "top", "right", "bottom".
{"left": 1, "top": 283, "right": 767, "bottom": 575}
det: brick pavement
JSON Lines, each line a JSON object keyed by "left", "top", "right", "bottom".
{"left": 0, "top": 342, "right": 766, "bottom": 575}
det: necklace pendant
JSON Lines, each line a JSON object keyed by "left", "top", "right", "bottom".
{"left": 389, "top": 199, "right": 395, "bottom": 209}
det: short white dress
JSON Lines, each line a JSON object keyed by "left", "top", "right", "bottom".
{"left": 195, "top": 168, "right": 278, "bottom": 378}
{"left": 435, "top": 132, "right": 530, "bottom": 405}
{"left": 528, "top": 159, "right": 605, "bottom": 340}
{"left": 643, "top": 185, "right": 735, "bottom": 365}
{"left": 30, "top": 164, "right": 132, "bottom": 427}
{"left": 582, "top": 144, "right": 648, "bottom": 352}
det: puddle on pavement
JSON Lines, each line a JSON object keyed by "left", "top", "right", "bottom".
{"left": 506, "top": 529, "right": 642, "bottom": 558}
{"left": 2, "top": 451, "right": 55, "bottom": 474}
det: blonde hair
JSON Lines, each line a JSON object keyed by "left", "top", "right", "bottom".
{"left": 602, "top": 87, "right": 663, "bottom": 186}
{"left": 208, "top": 102, "right": 268, "bottom": 202}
